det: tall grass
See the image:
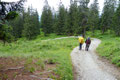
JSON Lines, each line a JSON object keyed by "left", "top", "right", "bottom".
{"left": 94, "top": 31, "right": 120, "bottom": 67}
{"left": 0, "top": 35, "right": 78, "bottom": 80}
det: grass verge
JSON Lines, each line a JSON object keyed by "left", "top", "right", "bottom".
{"left": 90, "top": 30, "right": 120, "bottom": 67}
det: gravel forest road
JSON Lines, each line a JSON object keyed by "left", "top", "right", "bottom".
{"left": 71, "top": 39, "right": 120, "bottom": 80}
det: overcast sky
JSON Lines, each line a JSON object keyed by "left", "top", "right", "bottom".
{"left": 2, "top": 0, "right": 104, "bottom": 15}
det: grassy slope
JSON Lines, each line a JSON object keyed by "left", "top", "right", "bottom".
{"left": 0, "top": 34, "right": 78, "bottom": 80}
{"left": 90, "top": 31, "right": 120, "bottom": 67}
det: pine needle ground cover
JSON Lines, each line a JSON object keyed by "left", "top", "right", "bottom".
{"left": 0, "top": 35, "right": 78, "bottom": 80}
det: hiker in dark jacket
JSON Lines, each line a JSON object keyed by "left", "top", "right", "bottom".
{"left": 85, "top": 37, "right": 91, "bottom": 51}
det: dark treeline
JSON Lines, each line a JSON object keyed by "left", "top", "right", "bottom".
{"left": 41, "top": 0, "right": 120, "bottom": 36}
{"left": 41, "top": 0, "right": 92, "bottom": 36}
{"left": 9, "top": 7, "right": 40, "bottom": 40}
{"left": 0, "top": 0, "right": 120, "bottom": 44}
{"left": 0, "top": 0, "right": 25, "bottom": 44}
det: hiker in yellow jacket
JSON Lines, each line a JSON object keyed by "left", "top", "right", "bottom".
{"left": 78, "top": 35, "right": 84, "bottom": 50}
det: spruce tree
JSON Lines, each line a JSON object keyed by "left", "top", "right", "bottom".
{"left": 41, "top": 0, "right": 53, "bottom": 35}
{"left": 100, "top": 0, "right": 116, "bottom": 34}
{"left": 78, "top": 0, "right": 90, "bottom": 37}
{"left": 55, "top": 2, "right": 67, "bottom": 35}
{"left": 71, "top": 2, "right": 79, "bottom": 35}
{"left": 112, "top": 2, "right": 120, "bottom": 36}
{"left": 64, "top": 9, "right": 71, "bottom": 35}
{"left": 53, "top": 14, "right": 58, "bottom": 33}
{"left": 0, "top": 0, "right": 25, "bottom": 44}
{"left": 88, "top": 0, "right": 99, "bottom": 35}
{"left": 0, "top": 0, "right": 25, "bottom": 20}
{"left": 9, "top": 15, "right": 24, "bottom": 39}
{"left": 22, "top": 7, "right": 40, "bottom": 39}
{"left": 68, "top": 1, "right": 79, "bottom": 35}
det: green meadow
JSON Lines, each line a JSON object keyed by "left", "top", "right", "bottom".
{"left": 0, "top": 34, "right": 78, "bottom": 80}
{"left": 89, "top": 31, "right": 120, "bottom": 67}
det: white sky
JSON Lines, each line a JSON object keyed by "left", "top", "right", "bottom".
{"left": 2, "top": 0, "right": 104, "bottom": 15}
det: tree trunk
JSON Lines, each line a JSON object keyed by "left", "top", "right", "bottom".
{"left": 92, "top": 29, "right": 95, "bottom": 36}
{"left": 102, "top": 28, "right": 105, "bottom": 34}
{"left": 3, "top": 40, "right": 5, "bottom": 46}
{"left": 83, "top": 26, "right": 86, "bottom": 38}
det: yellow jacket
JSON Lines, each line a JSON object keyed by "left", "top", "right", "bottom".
{"left": 79, "top": 37, "right": 84, "bottom": 44}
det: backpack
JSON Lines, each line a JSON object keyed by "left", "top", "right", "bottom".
{"left": 86, "top": 39, "right": 91, "bottom": 44}
{"left": 79, "top": 37, "right": 84, "bottom": 44}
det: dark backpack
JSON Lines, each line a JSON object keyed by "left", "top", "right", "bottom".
{"left": 86, "top": 39, "right": 91, "bottom": 44}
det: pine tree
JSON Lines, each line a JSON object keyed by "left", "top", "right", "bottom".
{"left": 53, "top": 14, "right": 58, "bottom": 33}
{"left": 65, "top": 5, "right": 73, "bottom": 35}
{"left": 9, "top": 15, "right": 24, "bottom": 39}
{"left": 55, "top": 2, "right": 67, "bottom": 35}
{"left": 100, "top": 0, "right": 116, "bottom": 34}
{"left": 64, "top": 9, "right": 71, "bottom": 35}
{"left": 0, "top": 0, "right": 25, "bottom": 20}
{"left": 71, "top": 2, "right": 79, "bottom": 35}
{"left": 32, "top": 10, "right": 40, "bottom": 36}
{"left": 88, "top": 0, "right": 99, "bottom": 35}
{"left": 0, "top": 0, "right": 25, "bottom": 44}
{"left": 0, "top": 23, "right": 14, "bottom": 44}
{"left": 47, "top": 8, "right": 53, "bottom": 33}
{"left": 67, "top": 1, "right": 79, "bottom": 35}
{"left": 78, "top": 0, "right": 90, "bottom": 37}
{"left": 112, "top": 2, "right": 120, "bottom": 36}
{"left": 41, "top": 0, "right": 53, "bottom": 35}
{"left": 22, "top": 7, "right": 40, "bottom": 39}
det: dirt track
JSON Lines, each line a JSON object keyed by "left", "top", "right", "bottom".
{"left": 71, "top": 39, "right": 120, "bottom": 80}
